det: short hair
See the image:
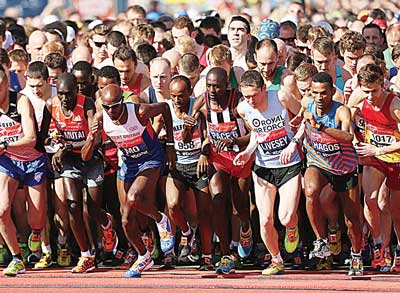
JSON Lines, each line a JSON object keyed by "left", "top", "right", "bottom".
{"left": 113, "top": 46, "right": 137, "bottom": 64}
{"left": 170, "top": 74, "right": 191, "bottom": 91}
{"left": 130, "top": 24, "right": 155, "bottom": 44}
{"left": 362, "top": 23, "right": 383, "bottom": 38}
{"left": 136, "top": 43, "right": 157, "bottom": 66}
{"left": 98, "top": 65, "right": 121, "bottom": 85}
{"left": 57, "top": 72, "right": 77, "bottom": 88}
{"left": 312, "top": 71, "right": 333, "bottom": 88}
{"left": 127, "top": 5, "right": 146, "bottom": 17}
{"left": 149, "top": 57, "right": 171, "bottom": 69}
{"left": 370, "top": 8, "right": 386, "bottom": 20}
{"left": 44, "top": 53, "right": 67, "bottom": 71}
{"left": 151, "top": 21, "right": 167, "bottom": 32}
{"left": 200, "top": 17, "right": 222, "bottom": 35}
{"left": 339, "top": 31, "right": 366, "bottom": 54}
{"left": 358, "top": 63, "right": 384, "bottom": 85}
{"left": 280, "top": 20, "right": 297, "bottom": 32}
{"left": 287, "top": 51, "right": 311, "bottom": 72}
{"left": 42, "top": 41, "right": 65, "bottom": 56}
{"left": 179, "top": 53, "right": 199, "bottom": 73}
{"left": 296, "top": 23, "right": 312, "bottom": 43}
{"left": 173, "top": 16, "right": 195, "bottom": 33}
{"left": 307, "top": 26, "right": 329, "bottom": 43}
{"left": 364, "top": 46, "right": 384, "bottom": 60}
{"left": 240, "top": 70, "right": 264, "bottom": 88}
{"left": 208, "top": 44, "right": 232, "bottom": 65}
{"left": 294, "top": 63, "right": 318, "bottom": 81}
{"left": 72, "top": 61, "right": 92, "bottom": 76}
{"left": 204, "top": 35, "right": 222, "bottom": 47}
{"left": 43, "top": 21, "right": 67, "bottom": 41}
{"left": 229, "top": 15, "right": 250, "bottom": 34}
{"left": 175, "top": 35, "right": 196, "bottom": 55}
{"left": 26, "top": 61, "right": 49, "bottom": 80}
{"left": 0, "top": 48, "right": 10, "bottom": 65}
{"left": 312, "top": 36, "right": 335, "bottom": 56}
{"left": 106, "top": 31, "right": 126, "bottom": 47}
{"left": 255, "top": 38, "right": 278, "bottom": 54}
{"left": 9, "top": 49, "right": 29, "bottom": 64}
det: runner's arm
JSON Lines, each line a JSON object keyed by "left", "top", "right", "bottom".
{"left": 320, "top": 105, "right": 353, "bottom": 143}
{"left": 81, "top": 111, "right": 103, "bottom": 161}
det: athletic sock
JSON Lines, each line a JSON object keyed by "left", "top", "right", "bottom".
{"left": 81, "top": 250, "right": 92, "bottom": 257}
{"left": 351, "top": 249, "right": 361, "bottom": 256}
{"left": 101, "top": 218, "right": 112, "bottom": 230}
{"left": 272, "top": 252, "right": 283, "bottom": 264}
{"left": 202, "top": 254, "right": 212, "bottom": 259}
{"left": 372, "top": 236, "right": 383, "bottom": 247}
{"left": 182, "top": 227, "right": 191, "bottom": 236}
{"left": 41, "top": 243, "right": 52, "bottom": 255}
{"left": 138, "top": 251, "right": 151, "bottom": 262}
{"left": 12, "top": 254, "right": 22, "bottom": 261}
{"left": 32, "top": 229, "right": 41, "bottom": 235}
{"left": 157, "top": 213, "right": 168, "bottom": 225}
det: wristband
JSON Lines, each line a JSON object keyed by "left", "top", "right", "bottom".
{"left": 165, "top": 142, "right": 175, "bottom": 146}
{"left": 317, "top": 122, "right": 325, "bottom": 131}
{"left": 201, "top": 144, "right": 210, "bottom": 157}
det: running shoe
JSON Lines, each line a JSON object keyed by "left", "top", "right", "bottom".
{"left": 0, "top": 244, "right": 10, "bottom": 264}
{"left": 328, "top": 227, "right": 342, "bottom": 256}
{"left": 262, "top": 258, "right": 285, "bottom": 275}
{"left": 34, "top": 253, "right": 53, "bottom": 269}
{"left": 112, "top": 249, "right": 125, "bottom": 266}
{"left": 238, "top": 226, "right": 253, "bottom": 258}
{"left": 28, "top": 232, "right": 41, "bottom": 252}
{"left": 57, "top": 244, "right": 71, "bottom": 267}
{"left": 315, "top": 255, "right": 333, "bottom": 270}
{"left": 124, "top": 254, "right": 154, "bottom": 278}
{"left": 18, "top": 243, "right": 30, "bottom": 263}
{"left": 284, "top": 226, "right": 299, "bottom": 254}
{"left": 102, "top": 215, "right": 118, "bottom": 253}
{"left": 156, "top": 215, "right": 175, "bottom": 253}
{"left": 199, "top": 256, "right": 214, "bottom": 271}
{"left": 381, "top": 256, "right": 392, "bottom": 272}
{"left": 348, "top": 253, "right": 363, "bottom": 276}
{"left": 160, "top": 252, "right": 176, "bottom": 270}
{"left": 371, "top": 244, "right": 385, "bottom": 269}
{"left": 309, "top": 239, "right": 331, "bottom": 259}
{"left": 215, "top": 255, "right": 235, "bottom": 274}
{"left": 71, "top": 256, "right": 96, "bottom": 273}
{"left": 27, "top": 252, "right": 41, "bottom": 264}
{"left": 121, "top": 249, "right": 137, "bottom": 270}
{"left": 178, "top": 229, "right": 194, "bottom": 259}
{"left": 3, "top": 259, "right": 25, "bottom": 276}
{"left": 254, "top": 243, "right": 271, "bottom": 268}
{"left": 391, "top": 252, "right": 400, "bottom": 272}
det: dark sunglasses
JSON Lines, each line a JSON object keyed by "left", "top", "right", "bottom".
{"left": 93, "top": 41, "right": 106, "bottom": 48}
{"left": 102, "top": 99, "right": 123, "bottom": 110}
{"left": 280, "top": 37, "right": 296, "bottom": 43}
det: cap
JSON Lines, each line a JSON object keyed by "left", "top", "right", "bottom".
{"left": 66, "top": 26, "right": 76, "bottom": 43}
{"left": 372, "top": 18, "right": 387, "bottom": 30}
{"left": 258, "top": 19, "right": 280, "bottom": 40}
{"left": 357, "top": 10, "right": 369, "bottom": 22}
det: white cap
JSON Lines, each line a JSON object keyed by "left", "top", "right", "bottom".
{"left": 66, "top": 26, "right": 76, "bottom": 43}
{"left": 88, "top": 19, "right": 103, "bottom": 30}
{"left": 43, "top": 15, "right": 60, "bottom": 26}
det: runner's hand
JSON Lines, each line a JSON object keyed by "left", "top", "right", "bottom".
{"left": 215, "top": 138, "right": 233, "bottom": 153}
{"left": 90, "top": 120, "right": 101, "bottom": 136}
{"left": 52, "top": 148, "right": 65, "bottom": 171}
{"left": 354, "top": 142, "right": 379, "bottom": 157}
{"left": 197, "top": 154, "right": 208, "bottom": 178}
{"left": 280, "top": 141, "right": 296, "bottom": 164}
{"left": 303, "top": 111, "right": 317, "bottom": 128}
{"left": 233, "top": 150, "right": 251, "bottom": 166}
{"left": 183, "top": 115, "right": 197, "bottom": 129}
{"left": 166, "top": 145, "right": 176, "bottom": 170}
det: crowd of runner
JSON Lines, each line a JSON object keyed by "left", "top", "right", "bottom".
{"left": 0, "top": 0, "right": 400, "bottom": 279}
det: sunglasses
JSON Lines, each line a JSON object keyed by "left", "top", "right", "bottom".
{"left": 93, "top": 41, "right": 106, "bottom": 48}
{"left": 102, "top": 99, "right": 123, "bottom": 110}
{"left": 280, "top": 37, "right": 296, "bottom": 43}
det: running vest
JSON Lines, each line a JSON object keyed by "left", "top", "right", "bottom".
{"left": 361, "top": 93, "right": 400, "bottom": 163}
{"left": 304, "top": 100, "right": 358, "bottom": 175}
{"left": 167, "top": 98, "right": 202, "bottom": 165}
{"left": 52, "top": 93, "right": 89, "bottom": 154}
{"left": 229, "top": 69, "right": 239, "bottom": 89}
{"left": 240, "top": 90, "right": 301, "bottom": 168}
{"left": 353, "top": 107, "right": 366, "bottom": 143}
{"left": 205, "top": 89, "right": 246, "bottom": 157}
{"left": 9, "top": 71, "right": 22, "bottom": 92}
{"left": 267, "top": 66, "right": 284, "bottom": 91}
{"left": 0, "top": 92, "right": 43, "bottom": 161}
{"left": 335, "top": 65, "right": 345, "bottom": 93}
{"left": 121, "top": 73, "right": 143, "bottom": 96}
{"left": 102, "top": 103, "right": 164, "bottom": 162}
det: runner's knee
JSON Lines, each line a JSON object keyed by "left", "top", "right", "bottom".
{"left": 126, "top": 190, "right": 144, "bottom": 209}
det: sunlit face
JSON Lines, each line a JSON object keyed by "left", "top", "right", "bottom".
{"left": 72, "top": 69, "right": 92, "bottom": 96}
{"left": 90, "top": 34, "right": 108, "bottom": 60}
{"left": 127, "top": 11, "right": 145, "bottom": 26}
{"left": 227, "top": 20, "right": 249, "bottom": 49}
{"left": 27, "top": 77, "right": 47, "bottom": 99}
{"left": 10, "top": 61, "right": 27, "bottom": 77}
{"left": 172, "top": 27, "right": 190, "bottom": 43}
{"left": 48, "top": 67, "right": 64, "bottom": 86}
{"left": 359, "top": 81, "right": 383, "bottom": 104}
{"left": 296, "top": 78, "right": 312, "bottom": 97}
{"left": 150, "top": 60, "right": 171, "bottom": 93}
{"left": 57, "top": 81, "right": 77, "bottom": 110}
{"left": 342, "top": 49, "right": 364, "bottom": 74}
{"left": 312, "top": 49, "right": 335, "bottom": 73}
{"left": 97, "top": 76, "right": 118, "bottom": 91}
{"left": 255, "top": 48, "right": 278, "bottom": 80}
{"left": 170, "top": 80, "right": 190, "bottom": 110}
{"left": 206, "top": 73, "right": 227, "bottom": 101}
{"left": 311, "top": 81, "right": 334, "bottom": 111}
{"left": 241, "top": 85, "right": 264, "bottom": 110}
{"left": 114, "top": 58, "right": 136, "bottom": 87}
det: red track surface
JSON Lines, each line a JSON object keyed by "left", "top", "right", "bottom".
{"left": 0, "top": 267, "right": 399, "bottom": 292}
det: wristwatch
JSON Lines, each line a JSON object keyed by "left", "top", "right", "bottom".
{"left": 316, "top": 122, "right": 325, "bottom": 131}
{"left": 291, "top": 137, "right": 300, "bottom": 144}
